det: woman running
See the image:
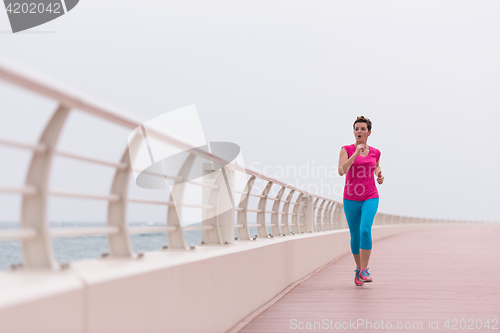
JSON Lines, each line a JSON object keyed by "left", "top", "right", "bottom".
{"left": 338, "top": 116, "right": 384, "bottom": 286}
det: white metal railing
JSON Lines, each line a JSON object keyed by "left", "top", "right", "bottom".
{"left": 0, "top": 56, "right": 492, "bottom": 271}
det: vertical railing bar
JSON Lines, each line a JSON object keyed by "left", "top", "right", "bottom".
{"left": 325, "top": 202, "right": 332, "bottom": 230}
{"left": 166, "top": 153, "right": 196, "bottom": 249}
{"left": 106, "top": 147, "right": 134, "bottom": 257}
{"left": 281, "top": 189, "right": 295, "bottom": 235}
{"left": 235, "top": 175, "right": 255, "bottom": 240}
{"left": 317, "top": 199, "right": 326, "bottom": 231}
{"left": 203, "top": 166, "right": 235, "bottom": 245}
{"left": 330, "top": 202, "right": 337, "bottom": 230}
{"left": 270, "top": 186, "right": 285, "bottom": 236}
{"left": 291, "top": 193, "right": 304, "bottom": 234}
{"left": 21, "top": 104, "right": 71, "bottom": 270}
{"left": 256, "top": 181, "right": 273, "bottom": 238}
{"left": 302, "top": 195, "right": 315, "bottom": 233}
{"left": 203, "top": 168, "right": 223, "bottom": 245}
{"left": 312, "top": 198, "right": 320, "bottom": 232}
{"left": 323, "top": 201, "right": 332, "bottom": 231}
{"left": 216, "top": 165, "right": 236, "bottom": 244}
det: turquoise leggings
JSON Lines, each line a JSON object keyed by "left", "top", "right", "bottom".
{"left": 343, "top": 198, "right": 379, "bottom": 255}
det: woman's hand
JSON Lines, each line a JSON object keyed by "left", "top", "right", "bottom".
{"left": 377, "top": 171, "right": 384, "bottom": 184}
{"left": 354, "top": 144, "right": 366, "bottom": 156}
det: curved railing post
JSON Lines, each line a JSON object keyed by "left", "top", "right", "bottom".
{"left": 107, "top": 148, "right": 133, "bottom": 257}
{"left": 323, "top": 201, "right": 332, "bottom": 231}
{"left": 312, "top": 198, "right": 320, "bottom": 232}
{"left": 281, "top": 190, "right": 295, "bottom": 235}
{"left": 291, "top": 193, "right": 304, "bottom": 234}
{"left": 236, "top": 175, "right": 255, "bottom": 240}
{"left": 271, "top": 186, "right": 285, "bottom": 236}
{"left": 331, "top": 202, "right": 338, "bottom": 230}
{"left": 317, "top": 199, "right": 326, "bottom": 231}
{"left": 216, "top": 166, "right": 236, "bottom": 244}
{"left": 205, "top": 165, "right": 236, "bottom": 245}
{"left": 203, "top": 169, "right": 223, "bottom": 245}
{"left": 326, "top": 202, "right": 334, "bottom": 230}
{"left": 331, "top": 203, "right": 338, "bottom": 230}
{"left": 21, "top": 104, "right": 70, "bottom": 270}
{"left": 256, "top": 181, "right": 273, "bottom": 238}
{"left": 204, "top": 169, "right": 224, "bottom": 245}
{"left": 166, "top": 153, "right": 196, "bottom": 249}
{"left": 331, "top": 202, "right": 338, "bottom": 229}
{"left": 303, "top": 195, "right": 315, "bottom": 233}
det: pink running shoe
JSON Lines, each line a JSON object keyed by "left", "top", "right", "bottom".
{"left": 359, "top": 268, "right": 372, "bottom": 283}
{"left": 354, "top": 268, "right": 364, "bottom": 286}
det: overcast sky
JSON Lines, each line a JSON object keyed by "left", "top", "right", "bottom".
{"left": 0, "top": 0, "right": 499, "bottom": 223}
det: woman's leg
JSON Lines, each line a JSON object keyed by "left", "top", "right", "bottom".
{"left": 359, "top": 198, "right": 379, "bottom": 269}
{"left": 360, "top": 249, "right": 371, "bottom": 269}
{"left": 343, "top": 199, "right": 362, "bottom": 267}
{"left": 353, "top": 254, "right": 361, "bottom": 269}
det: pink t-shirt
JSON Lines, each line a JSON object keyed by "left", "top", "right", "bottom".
{"left": 342, "top": 144, "right": 381, "bottom": 201}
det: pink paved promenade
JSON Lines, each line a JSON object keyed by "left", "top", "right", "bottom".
{"left": 238, "top": 226, "right": 500, "bottom": 333}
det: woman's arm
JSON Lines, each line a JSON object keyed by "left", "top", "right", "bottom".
{"left": 338, "top": 147, "right": 359, "bottom": 176}
{"left": 375, "top": 159, "right": 384, "bottom": 184}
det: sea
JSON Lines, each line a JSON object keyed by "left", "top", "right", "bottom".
{"left": 0, "top": 221, "right": 210, "bottom": 271}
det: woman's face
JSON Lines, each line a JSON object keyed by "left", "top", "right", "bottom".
{"left": 353, "top": 122, "right": 371, "bottom": 142}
